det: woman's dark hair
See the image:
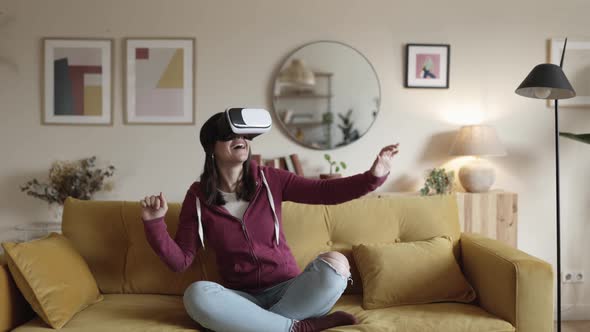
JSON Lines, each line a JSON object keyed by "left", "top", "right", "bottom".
{"left": 199, "top": 152, "right": 256, "bottom": 206}
{"left": 199, "top": 112, "right": 257, "bottom": 206}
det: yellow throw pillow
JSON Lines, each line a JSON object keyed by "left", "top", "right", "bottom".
{"left": 352, "top": 235, "right": 476, "bottom": 309}
{"left": 1, "top": 232, "right": 103, "bottom": 329}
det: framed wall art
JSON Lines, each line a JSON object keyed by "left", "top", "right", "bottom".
{"left": 125, "top": 38, "right": 195, "bottom": 124}
{"left": 43, "top": 38, "right": 113, "bottom": 125}
{"left": 550, "top": 38, "right": 590, "bottom": 107}
{"left": 405, "top": 43, "right": 450, "bottom": 89}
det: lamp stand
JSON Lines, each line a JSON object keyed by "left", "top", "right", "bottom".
{"left": 515, "top": 37, "right": 574, "bottom": 331}
{"left": 555, "top": 98, "right": 562, "bottom": 332}
{"left": 555, "top": 37, "right": 567, "bottom": 332}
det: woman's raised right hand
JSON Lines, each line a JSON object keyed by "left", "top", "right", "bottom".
{"left": 140, "top": 192, "right": 168, "bottom": 221}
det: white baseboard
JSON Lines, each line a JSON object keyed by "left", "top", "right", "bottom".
{"left": 562, "top": 304, "right": 590, "bottom": 320}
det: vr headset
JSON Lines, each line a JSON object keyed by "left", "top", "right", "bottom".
{"left": 215, "top": 108, "right": 272, "bottom": 141}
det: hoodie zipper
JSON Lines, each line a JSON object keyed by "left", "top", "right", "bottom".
{"left": 211, "top": 181, "right": 263, "bottom": 289}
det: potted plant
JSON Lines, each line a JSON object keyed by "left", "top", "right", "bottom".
{"left": 560, "top": 132, "right": 590, "bottom": 144}
{"left": 420, "top": 168, "right": 454, "bottom": 196}
{"left": 320, "top": 154, "right": 347, "bottom": 179}
{"left": 20, "top": 156, "right": 115, "bottom": 223}
{"left": 335, "top": 109, "right": 360, "bottom": 147}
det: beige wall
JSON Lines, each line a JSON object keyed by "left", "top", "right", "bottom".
{"left": 1, "top": 0, "right": 590, "bottom": 318}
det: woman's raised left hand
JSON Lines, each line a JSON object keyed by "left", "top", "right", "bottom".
{"left": 370, "top": 144, "right": 399, "bottom": 177}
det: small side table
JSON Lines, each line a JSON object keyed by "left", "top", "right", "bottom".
{"left": 14, "top": 222, "right": 62, "bottom": 242}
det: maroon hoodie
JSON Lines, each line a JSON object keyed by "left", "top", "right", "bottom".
{"left": 143, "top": 160, "right": 388, "bottom": 293}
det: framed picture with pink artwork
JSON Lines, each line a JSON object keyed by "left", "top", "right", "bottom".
{"left": 124, "top": 38, "right": 195, "bottom": 125}
{"left": 42, "top": 38, "right": 113, "bottom": 125}
{"left": 405, "top": 44, "right": 450, "bottom": 89}
{"left": 549, "top": 38, "right": 590, "bottom": 107}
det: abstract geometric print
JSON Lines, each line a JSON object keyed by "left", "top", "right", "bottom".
{"left": 125, "top": 38, "right": 194, "bottom": 124}
{"left": 43, "top": 39, "right": 112, "bottom": 125}
{"left": 53, "top": 47, "right": 103, "bottom": 116}
{"left": 134, "top": 47, "right": 184, "bottom": 117}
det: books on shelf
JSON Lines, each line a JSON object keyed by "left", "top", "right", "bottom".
{"left": 254, "top": 153, "right": 304, "bottom": 176}
{"left": 284, "top": 155, "right": 295, "bottom": 172}
{"left": 279, "top": 157, "right": 287, "bottom": 170}
{"left": 289, "top": 154, "right": 304, "bottom": 176}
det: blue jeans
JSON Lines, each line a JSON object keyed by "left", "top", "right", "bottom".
{"left": 183, "top": 257, "right": 350, "bottom": 332}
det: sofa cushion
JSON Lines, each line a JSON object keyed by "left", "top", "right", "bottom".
{"left": 332, "top": 295, "right": 515, "bottom": 332}
{"left": 352, "top": 236, "right": 476, "bottom": 309}
{"left": 12, "top": 294, "right": 200, "bottom": 332}
{"left": 120, "top": 200, "right": 216, "bottom": 295}
{"left": 12, "top": 294, "right": 514, "bottom": 332}
{"left": 62, "top": 198, "right": 129, "bottom": 293}
{"left": 62, "top": 193, "right": 460, "bottom": 296}
{"left": 282, "top": 194, "right": 461, "bottom": 294}
{"left": 2, "top": 233, "right": 103, "bottom": 329}
{"left": 63, "top": 198, "right": 211, "bottom": 295}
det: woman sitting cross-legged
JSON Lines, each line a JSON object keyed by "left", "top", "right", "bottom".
{"left": 140, "top": 111, "right": 399, "bottom": 332}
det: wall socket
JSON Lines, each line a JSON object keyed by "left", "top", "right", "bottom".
{"left": 562, "top": 271, "right": 585, "bottom": 284}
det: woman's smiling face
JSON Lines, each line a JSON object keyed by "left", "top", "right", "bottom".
{"left": 213, "top": 136, "right": 251, "bottom": 165}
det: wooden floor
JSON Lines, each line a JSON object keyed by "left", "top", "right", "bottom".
{"left": 560, "top": 320, "right": 590, "bottom": 332}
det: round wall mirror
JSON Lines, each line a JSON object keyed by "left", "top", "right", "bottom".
{"left": 272, "top": 41, "right": 381, "bottom": 150}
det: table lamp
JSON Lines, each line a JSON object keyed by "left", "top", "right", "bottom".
{"left": 278, "top": 58, "right": 315, "bottom": 91}
{"left": 449, "top": 125, "right": 507, "bottom": 192}
{"left": 515, "top": 38, "right": 575, "bottom": 332}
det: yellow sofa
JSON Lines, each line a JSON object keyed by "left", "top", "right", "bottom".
{"left": 1, "top": 194, "right": 553, "bottom": 331}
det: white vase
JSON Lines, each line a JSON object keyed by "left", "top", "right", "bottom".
{"left": 458, "top": 159, "right": 495, "bottom": 193}
{"left": 48, "top": 203, "right": 64, "bottom": 223}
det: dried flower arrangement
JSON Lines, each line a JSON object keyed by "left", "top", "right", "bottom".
{"left": 20, "top": 156, "right": 115, "bottom": 205}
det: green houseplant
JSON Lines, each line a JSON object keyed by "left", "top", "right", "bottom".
{"left": 420, "top": 168, "right": 454, "bottom": 196}
{"left": 335, "top": 109, "right": 360, "bottom": 147}
{"left": 560, "top": 132, "right": 590, "bottom": 145}
{"left": 320, "top": 153, "right": 347, "bottom": 179}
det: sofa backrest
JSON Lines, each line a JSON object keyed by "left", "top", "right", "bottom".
{"left": 62, "top": 194, "right": 460, "bottom": 295}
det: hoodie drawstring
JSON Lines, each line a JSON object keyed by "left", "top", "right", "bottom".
{"left": 195, "top": 169, "right": 279, "bottom": 250}
{"left": 196, "top": 196, "right": 205, "bottom": 250}
{"left": 260, "top": 169, "right": 280, "bottom": 246}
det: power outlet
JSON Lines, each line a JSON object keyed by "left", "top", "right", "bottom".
{"left": 562, "top": 271, "right": 585, "bottom": 284}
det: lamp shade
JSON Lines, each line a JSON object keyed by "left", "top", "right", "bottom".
{"left": 449, "top": 125, "right": 507, "bottom": 157}
{"left": 278, "top": 59, "right": 315, "bottom": 87}
{"left": 515, "top": 63, "right": 576, "bottom": 100}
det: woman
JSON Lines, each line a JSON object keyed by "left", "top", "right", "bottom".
{"left": 140, "top": 112, "right": 399, "bottom": 332}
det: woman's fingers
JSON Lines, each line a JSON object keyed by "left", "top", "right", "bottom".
{"left": 380, "top": 146, "right": 399, "bottom": 157}
{"left": 140, "top": 194, "right": 166, "bottom": 210}
{"left": 380, "top": 144, "right": 399, "bottom": 154}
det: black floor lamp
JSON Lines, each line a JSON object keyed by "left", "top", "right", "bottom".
{"left": 515, "top": 38, "right": 576, "bottom": 332}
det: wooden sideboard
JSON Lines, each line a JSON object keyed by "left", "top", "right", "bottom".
{"left": 455, "top": 191, "right": 518, "bottom": 248}
{"left": 370, "top": 191, "right": 518, "bottom": 248}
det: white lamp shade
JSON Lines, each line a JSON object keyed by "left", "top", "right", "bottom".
{"left": 278, "top": 59, "right": 315, "bottom": 87}
{"left": 449, "top": 125, "right": 507, "bottom": 157}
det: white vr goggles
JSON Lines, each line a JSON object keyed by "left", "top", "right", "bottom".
{"left": 216, "top": 108, "right": 272, "bottom": 141}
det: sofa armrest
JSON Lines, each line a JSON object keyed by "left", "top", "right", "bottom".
{"left": 460, "top": 233, "right": 553, "bottom": 332}
{"left": 0, "top": 254, "right": 34, "bottom": 331}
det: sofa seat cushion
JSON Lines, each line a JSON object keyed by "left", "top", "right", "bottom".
{"left": 12, "top": 294, "right": 201, "bottom": 332}
{"left": 330, "top": 295, "right": 515, "bottom": 332}
{"left": 13, "top": 294, "right": 515, "bottom": 332}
